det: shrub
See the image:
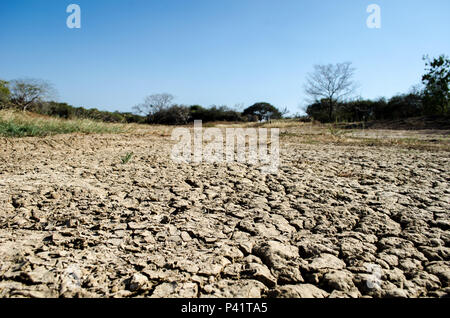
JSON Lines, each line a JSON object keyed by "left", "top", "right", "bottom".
{"left": 306, "top": 94, "right": 424, "bottom": 123}
{"left": 148, "top": 105, "right": 190, "bottom": 125}
{"left": 0, "top": 80, "right": 11, "bottom": 109}
{"left": 190, "top": 105, "right": 244, "bottom": 122}
{"left": 422, "top": 55, "right": 450, "bottom": 116}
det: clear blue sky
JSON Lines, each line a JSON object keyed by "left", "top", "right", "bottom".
{"left": 1, "top": 0, "right": 449, "bottom": 114}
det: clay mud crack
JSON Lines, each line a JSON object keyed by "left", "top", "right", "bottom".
{"left": 0, "top": 128, "right": 449, "bottom": 298}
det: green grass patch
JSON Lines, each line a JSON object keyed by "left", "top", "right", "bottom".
{"left": 120, "top": 152, "right": 134, "bottom": 164}
{"left": 0, "top": 110, "right": 126, "bottom": 137}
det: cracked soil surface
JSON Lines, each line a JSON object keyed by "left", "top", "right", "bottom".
{"left": 0, "top": 125, "right": 449, "bottom": 298}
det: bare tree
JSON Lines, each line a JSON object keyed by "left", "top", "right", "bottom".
{"left": 304, "top": 62, "right": 358, "bottom": 121}
{"left": 280, "top": 107, "right": 290, "bottom": 118}
{"left": 133, "top": 93, "right": 174, "bottom": 116}
{"left": 10, "top": 78, "right": 57, "bottom": 111}
{"left": 233, "top": 103, "right": 245, "bottom": 112}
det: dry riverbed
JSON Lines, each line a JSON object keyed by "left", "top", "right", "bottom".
{"left": 0, "top": 124, "right": 449, "bottom": 298}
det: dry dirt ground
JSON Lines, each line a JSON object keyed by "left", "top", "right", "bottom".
{"left": 0, "top": 124, "right": 449, "bottom": 298}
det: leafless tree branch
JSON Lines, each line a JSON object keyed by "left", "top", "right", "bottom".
{"left": 133, "top": 93, "right": 175, "bottom": 116}
{"left": 303, "top": 62, "right": 358, "bottom": 120}
{"left": 10, "top": 78, "right": 57, "bottom": 111}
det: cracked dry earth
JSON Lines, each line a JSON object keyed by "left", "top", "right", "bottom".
{"left": 0, "top": 127, "right": 449, "bottom": 298}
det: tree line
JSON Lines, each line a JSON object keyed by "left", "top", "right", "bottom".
{"left": 1, "top": 54, "right": 448, "bottom": 125}
{"left": 132, "top": 93, "right": 285, "bottom": 124}
{"left": 0, "top": 80, "right": 284, "bottom": 125}
{"left": 303, "top": 55, "right": 449, "bottom": 122}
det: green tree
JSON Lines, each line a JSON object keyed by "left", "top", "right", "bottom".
{"left": 0, "top": 80, "right": 10, "bottom": 108}
{"left": 243, "top": 102, "right": 282, "bottom": 122}
{"left": 422, "top": 55, "right": 450, "bottom": 116}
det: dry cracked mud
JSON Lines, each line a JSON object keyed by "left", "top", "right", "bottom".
{"left": 0, "top": 125, "right": 449, "bottom": 298}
